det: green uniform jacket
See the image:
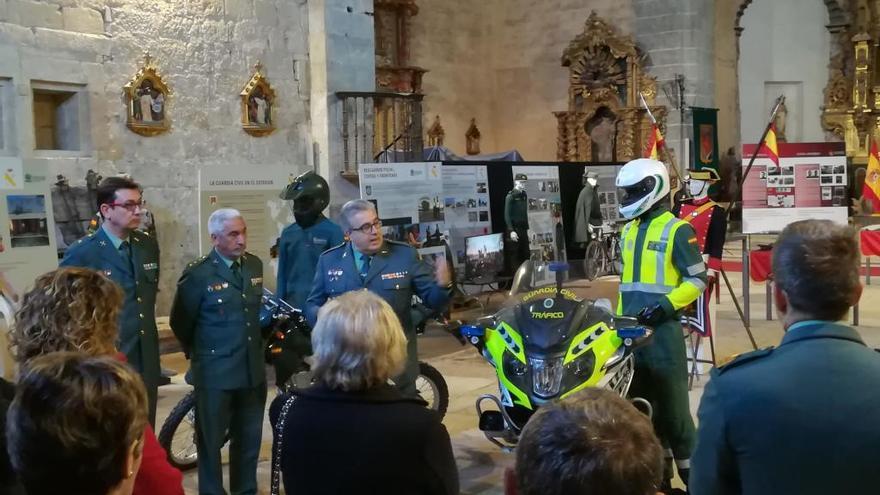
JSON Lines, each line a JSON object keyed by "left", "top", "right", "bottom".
{"left": 60, "top": 228, "right": 160, "bottom": 387}
{"left": 504, "top": 189, "right": 529, "bottom": 231}
{"left": 170, "top": 250, "right": 265, "bottom": 390}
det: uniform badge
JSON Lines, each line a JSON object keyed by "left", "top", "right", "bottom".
{"left": 142, "top": 262, "right": 158, "bottom": 271}
{"left": 207, "top": 282, "right": 228, "bottom": 293}
{"left": 99, "top": 240, "right": 107, "bottom": 247}
{"left": 102, "top": 270, "right": 112, "bottom": 277}
{"left": 647, "top": 241, "right": 667, "bottom": 252}
{"left": 250, "top": 277, "right": 262, "bottom": 286}
{"left": 328, "top": 268, "right": 344, "bottom": 282}
{"left": 380, "top": 271, "right": 407, "bottom": 280}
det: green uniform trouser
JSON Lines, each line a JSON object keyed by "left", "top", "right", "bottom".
{"left": 195, "top": 383, "right": 267, "bottom": 495}
{"left": 629, "top": 317, "right": 695, "bottom": 464}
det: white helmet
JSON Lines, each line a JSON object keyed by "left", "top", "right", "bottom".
{"left": 615, "top": 158, "right": 670, "bottom": 219}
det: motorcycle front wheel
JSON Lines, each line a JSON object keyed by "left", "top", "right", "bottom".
{"left": 416, "top": 361, "right": 449, "bottom": 420}
{"left": 157, "top": 391, "right": 201, "bottom": 471}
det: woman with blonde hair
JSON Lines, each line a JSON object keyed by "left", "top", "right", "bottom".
{"left": 269, "top": 290, "right": 458, "bottom": 495}
{"left": 0, "top": 267, "right": 183, "bottom": 495}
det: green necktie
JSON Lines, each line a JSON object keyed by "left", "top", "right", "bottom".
{"left": 119, "top": 241, "right": 133, "bottom": 273}
{"left": 359, "top": 254, "right": 371, "bottom": 280}
{"left": 231, "top": 260, "right": 243, "bottom": 286}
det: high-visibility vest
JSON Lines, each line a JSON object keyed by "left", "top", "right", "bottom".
{"left": 618, "top": 210, "right": 705, "bottom": 314}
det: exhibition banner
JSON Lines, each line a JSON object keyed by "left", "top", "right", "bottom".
{"left": 441, "top": 165, "right": 491, "bottom": 265}
{"left": 740, "top": 142, "right": 848, "bottom": 233}
{"left": 511, "top": 165, "right": 562, "bottom": 261}
{"left": 198, "top": 165, "right": 294, "bottom": 290}
{"left": 359, "top": 162, "right": 447, "bottom": 251}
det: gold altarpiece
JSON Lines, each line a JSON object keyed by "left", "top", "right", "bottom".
{"left": 554, "top": 12, "right": 667, "bottom": 163}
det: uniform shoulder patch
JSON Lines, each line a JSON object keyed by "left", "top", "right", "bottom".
{"left": 323, "top": 241, "right": 346, "bottom": 254}
{"left": 185, "top": 255, "right": 209, "bottom": 270}
{"left": 715, "top": 347, "right": 774, "bottom": 374}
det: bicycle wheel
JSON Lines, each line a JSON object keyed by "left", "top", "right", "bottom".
{"left": 417, "top": 362, "right": 449, "bottom": 420}
{"left": 609, "top": 237, "right": 622, "bottom": 275}
{"left": 584, "top": 241, "right": 604, "bottom": 280}
{"left": 157, "top": 391, "right": 199, "bottom": 470}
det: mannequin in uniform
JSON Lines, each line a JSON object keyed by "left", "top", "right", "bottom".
{"left": 505, "top": 174, "right": 530, "bottom": 270}
{"left": 673, "top": 168, "right": 726, "bottom": 339}
{"left": 573, "top": 170, "right": 604, "bottom": 246}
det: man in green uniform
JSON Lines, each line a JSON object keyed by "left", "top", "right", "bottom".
{"left": 170, "top": 208, "right": 265, "bottom": 495}
{"left": 615, "top": 158, "right": 707, "bottom": 492}
{"left": 60, "top": 176, "right": 161, "bottom": 426}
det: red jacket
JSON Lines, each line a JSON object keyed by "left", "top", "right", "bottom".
{"left": 116, "top": 353, "right": 184, "bottom": 495}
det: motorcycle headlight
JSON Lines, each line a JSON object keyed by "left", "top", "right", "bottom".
{"left": 530, "top": 356, "right": 564, "bottom": 398}
{"left": 503, "top": 352, "right": 528, "bottom": 377}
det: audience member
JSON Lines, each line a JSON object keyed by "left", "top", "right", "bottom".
{"left": 691, "top": 219, "right": 880, "bottom": 494}
{"left": 5, "top": 267, "right": 183, "bottom": 495}
{"left": 509, "top": 388, "right": 663, "bottom": 495}
{"left": 6, "top": 352, "right": 147, "bottom": 495}
{"left": 269, "top": 290, "right": 458, "bottom": 495}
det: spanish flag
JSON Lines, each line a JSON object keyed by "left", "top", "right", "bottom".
{"left": 762, "top": 123, "right": 780, "bottom": 166}
{"left": 644, "top": 124, "right": 665, "bottom": 160}
{"left": 863, "top": 137, "right": 880, "bottom": 213}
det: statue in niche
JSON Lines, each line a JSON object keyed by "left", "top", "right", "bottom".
{"left": 586, "top": 107, "right": 617, "bottom": 162}
{"left": 240, "top": 62, "right": 276, "bottom": 137}
{"left": 427, "top": 115, "right": 445, "bottom": 147}
{"left": 123, "top": 52, "right": 171, "bottom": 137}
{"left": 465, "top": 118, "right": 481, "bottom": 155}
{"left": 774, "top": 99, "right": 788, "bottom": 142}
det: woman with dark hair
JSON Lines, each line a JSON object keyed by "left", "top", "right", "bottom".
{"left": 7, "top": 352, "right": 148, "bottom": 495}
{"left": 0, "top": 267, "right": 183, "bottom": 495}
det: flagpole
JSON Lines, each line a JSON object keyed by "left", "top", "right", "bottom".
{"left": 639, "top": 91, "right": 685, "bottom": 196}
{"left": 739, "top": 95, "right": 785, "bottom": 189}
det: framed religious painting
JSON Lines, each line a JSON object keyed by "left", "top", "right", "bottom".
{"left": 122, "top": 52, "right": 171, "bottom": 137}
{"left": 240, "top": 62, "right": 276, "bottom": 137}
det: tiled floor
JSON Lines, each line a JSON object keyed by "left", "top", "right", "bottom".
{"left": 157, "top": 241, "right": 880, "bottom": 494}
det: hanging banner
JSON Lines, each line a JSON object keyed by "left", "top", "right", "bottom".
{"left": 741, "top": 142, "right": 848, "bottom": 233}
{"left": 441, "top": 165, "right": 491, "bottom": 265}
{"left": 511, "top": 165, "right": 563, "bottom": 261}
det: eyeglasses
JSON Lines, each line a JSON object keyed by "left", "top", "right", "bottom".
{"left": 350, "top": 219, "right": 382, "bottom": 234}
{"left": 108, "top": 201, "right": 146, "bottom": 212}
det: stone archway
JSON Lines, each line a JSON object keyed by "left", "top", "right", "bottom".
{"left": 714, "top": 0, "right": 850, "bottom": 153}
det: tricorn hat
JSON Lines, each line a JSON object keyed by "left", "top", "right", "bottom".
{"left": 686, "top": 168, "right": 721, "bottom": 182}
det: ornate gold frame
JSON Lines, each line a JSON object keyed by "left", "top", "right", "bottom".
{"left": 240, "top": 62, "right": 276, "bottom": 137}
{"left": 123, "top": 52, "right": 171, "bottom": 137}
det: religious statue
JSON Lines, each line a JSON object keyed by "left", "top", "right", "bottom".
{"left": 774, "top": 100, "right": 788, "bottom": 142}
{"left": 466, "top": 118, "right": 481, "bottom": 155}
{"left": 123, "top": 52, "right": 171, "bottom": 137}
{"left": 240, "top": 62, "right": 276, "bottom": 137}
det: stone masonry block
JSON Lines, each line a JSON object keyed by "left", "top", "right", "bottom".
{"left": 62, "top": 7, "right": 104, "bottom": 35}
{"left": 254, "top": 0, "right": 277, "bottom": 26}
{"left": 224, "top": 0, "right": 253, "bottom": 20}
{"left": 10, "top": 0, "right": 62, "bottom": 29}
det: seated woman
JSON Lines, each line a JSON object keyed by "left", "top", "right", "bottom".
{"left": 3, "top": 267, "right": 183, "bottom": 495}
{"left": 269, "top": 290, "right": 459, "bottom": 495}
{"left": 6, "top": 352, "right": 148, "bottom": 495}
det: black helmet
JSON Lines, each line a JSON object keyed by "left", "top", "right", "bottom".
{"left": 281, "top": 171, "right": 330, "bottom": 227}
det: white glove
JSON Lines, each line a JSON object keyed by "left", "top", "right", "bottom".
{"left": 510, "top": 231, "right": 519, "bottom": 242}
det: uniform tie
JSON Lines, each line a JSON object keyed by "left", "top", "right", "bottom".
{"left": 231, "top": 259, "right": 243, "bottom": 286}
{"left": 119, "top": 240, "right": 133, "bottom": 273}
{"left": 359, "top": 254, "right": 371, "bottom": 281}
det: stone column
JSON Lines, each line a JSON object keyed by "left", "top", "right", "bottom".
{"left": 309, "top": 0, "right": 375, "bottom": 211}
{"left": 633, "top": 0, "right": 715, "bottom": 172}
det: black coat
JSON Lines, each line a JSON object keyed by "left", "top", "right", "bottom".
{"left": 0, "top": 377, "right": 25, "bottom": 495}
{"left": 268, "top": 384, "right": 458, "bottom": 495}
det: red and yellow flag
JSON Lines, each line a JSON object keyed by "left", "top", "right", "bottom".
{"left": 762, "top": 123, "right": 780, "bottom": 166}
{"left": 644, "top": 124, "right": 665, "bottom": 160}
{"left": 863, "top": 137, "right": 880, "bottom": 214}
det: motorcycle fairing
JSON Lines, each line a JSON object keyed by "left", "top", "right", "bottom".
{"left": 485, "top": 322, "right": 532, "bottom": 410}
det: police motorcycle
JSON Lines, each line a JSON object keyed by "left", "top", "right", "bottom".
{"left": 158, "top": 289, "right": 450, "bottom": 470}
{"left": 457, "top": 259, "right": 654, "bottom": 450}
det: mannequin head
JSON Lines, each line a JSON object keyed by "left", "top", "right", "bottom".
{"left": 685, "top": 168, "right": 720, "bottom": 200}
{"left": 688, "top": 178, "right": 708, "bottom": 198}
{"left": 514, "top": 173, "right": 528, "bottom": 191}
{"left": 583, "top": 171, "right": 599, "bottom": 188}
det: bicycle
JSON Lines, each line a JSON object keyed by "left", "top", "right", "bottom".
{"left": 583, "top": 227, "right": 622, "bottom": 280}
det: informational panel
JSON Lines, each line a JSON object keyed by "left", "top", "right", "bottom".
{"left": 585, "top": 164, "right": 626, "bottom": 227}
{"left": 198, "top": 166, "right": 294, "bottom": 291}
{"left": 741, "top": 142, "right": 848, "bottom": 233}
{"left": 0, "top": 159, "right": 58, "bottom": 292}
{"left": 441, "top": 165, "right": 491, "bottom": 265}
{"left": 511, "top": 165, "right": 562, "bottom": 261}
{"left": 359, "top": 162, "right": 447, "bottom": 249}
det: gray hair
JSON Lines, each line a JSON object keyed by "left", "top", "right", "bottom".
{"left": 772, "top": 219, "right": 860, "bottom": 321}
{"left": 208, "top": 208, "right": 243, "bottom": 236}
{"left": 310, "top": 290, "right": 406, "bottom": 391}
{"left": 338, "top": 199, "right": 376, "bottom": 232}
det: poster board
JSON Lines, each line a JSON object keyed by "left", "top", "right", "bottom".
{"left": 741, "top": 142, "right": 848, "bottom": 233}
{"left": 441, "top": 165, "right": 492, "bottom": 265}
{"left": 0, "top": 159, "right": 58, "bottom": 293}
{"left": 511, "top": 165, "right": 562, "bottom": 261}
{"left": 585, "top": 164, "right": 626, "bottom": 227}
{"left": 198, "top": 166, "right": 294, "bottom": 291}
{"left": 358, "top": 162, "right": 447, "bottom": 249}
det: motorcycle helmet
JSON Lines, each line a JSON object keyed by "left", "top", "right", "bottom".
{"left": 615, "top": 158, "right": 670, "bottom": 219}
{"left": 281, "top": 171, "right": 330, "bottom": 228}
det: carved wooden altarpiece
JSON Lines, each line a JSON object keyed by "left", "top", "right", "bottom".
{"left": 553, "top": 12, "right": 666, "bottom": 163}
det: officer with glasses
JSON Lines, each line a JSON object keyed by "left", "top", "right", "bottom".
{"left": 60, "top": 176, "right": 161, "bottom": 426}
{"left": 305, "top": 199, "right": 451, "bottom": 397}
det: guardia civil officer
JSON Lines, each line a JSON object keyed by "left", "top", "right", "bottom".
{"left": 170, "top": 209, "right": 265, "bottom": 495}
{"left": 277, "top": 171, "right": 344, "bottom": 309}
{"left": 690, "top": 220, "right": 880, "bottom": 495}
{"left": 615, "top": 158, "right": 707, "bottom": 491}
{"left": 60, "top": 176, "right": 161, "bottom": 426}
{"left": 305, "top": 199, "right": 451, "bottom": 397}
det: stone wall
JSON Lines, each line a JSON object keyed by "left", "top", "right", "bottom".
{"left": 0, "top": 0, "right": 312, "bottom": 313}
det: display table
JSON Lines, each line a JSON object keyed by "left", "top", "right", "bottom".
{"left": 457, "top": 275, "right": 513, "bottom": 308}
